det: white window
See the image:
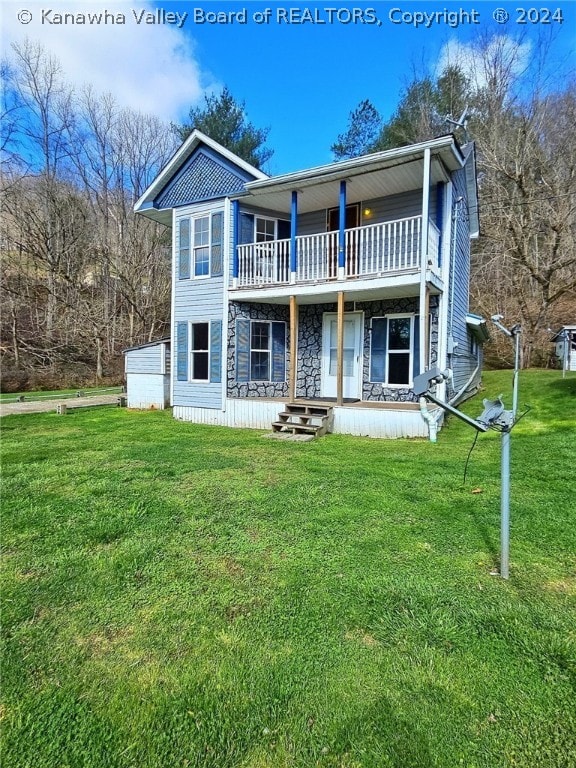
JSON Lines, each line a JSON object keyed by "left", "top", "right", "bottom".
{"left": 386, "top": 315, "right": 412, "bottom": 384}
{"left": 250, "top": 321, "right": 271, "bottom": 381}
{"left": 255, "top": 217, "right": 276, "bottom": 242}
{"left": 370, "top": 314, "right": 415, "bottom": 386}
{"left": 193, "top": 216, "right": 210, "bottom": 277}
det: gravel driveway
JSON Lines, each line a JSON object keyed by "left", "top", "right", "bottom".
{"left": 0, "top": 394, "right": 120, "bottom": 417}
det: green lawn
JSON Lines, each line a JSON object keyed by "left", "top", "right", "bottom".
{"left": 1, "top": 370, "right": 575, "bottom": 768}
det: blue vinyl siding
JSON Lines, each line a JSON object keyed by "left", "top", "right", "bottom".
{"left": 173, "top": 202, "right": 226, "bottom": 409}
{"left": 447, "top": 164, "right": 478, "bottom": 396}
{"left": 125, "top": 343, "right": 165, "bottom": 374}
{"left": 297, "top": 189, "right": 436, "bottom": 236}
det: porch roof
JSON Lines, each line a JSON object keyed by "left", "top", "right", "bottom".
{"left": 232, "top": 135, "right": 464, "bottom": 214}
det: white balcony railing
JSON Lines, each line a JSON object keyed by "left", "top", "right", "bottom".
{"left": 236, "top": 215, "right": 440, "bottom": 288}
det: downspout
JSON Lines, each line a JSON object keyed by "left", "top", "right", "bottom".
{"left": 419, "top": 397, "right": 440, "bottom": 443}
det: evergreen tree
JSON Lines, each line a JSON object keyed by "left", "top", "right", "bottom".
{"left": 173, "top": 87, "right": 273, "bottom": 170}
{"left": 331, "top": 99, "right": 383, "bottom": 160}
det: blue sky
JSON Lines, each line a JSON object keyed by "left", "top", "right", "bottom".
{"left": 3, "top": 0, "right": 575, "bottom": 174}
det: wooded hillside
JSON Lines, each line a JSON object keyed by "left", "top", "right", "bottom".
{"left": 1, "top": 42, "right": 176, "bottom": 391}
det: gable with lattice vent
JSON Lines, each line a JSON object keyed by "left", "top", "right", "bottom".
{"left": 156, "top": 148, "right": 252, "bottom": 208}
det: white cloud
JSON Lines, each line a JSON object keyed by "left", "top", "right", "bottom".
{"left": 1, "top": 0, "right": 211, "bottom": 120}
{"left": 437, "top": 36, "right": 532, "bottom": 90}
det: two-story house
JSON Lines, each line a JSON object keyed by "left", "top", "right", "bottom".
{"left": 134, "top": 130, "right": 487, "bottom": 438}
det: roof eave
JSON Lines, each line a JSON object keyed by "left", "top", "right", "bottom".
{"left": 237, "top": 135, "right": 464, "bottom": 199}
{"left": 466, "top": 313, "right": 490, "bottom": 343}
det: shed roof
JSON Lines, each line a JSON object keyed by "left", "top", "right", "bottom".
{"left": 123, "top": 338, "right": 170, "bottom": 354}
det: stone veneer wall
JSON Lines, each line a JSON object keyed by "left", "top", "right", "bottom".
{"left": 227, "top": 297, "right": 439, "bottom": 403}
{"left": 227, "top": 302, "right": 290, "bottom": 398}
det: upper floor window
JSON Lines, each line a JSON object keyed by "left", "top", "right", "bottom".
{"left": 255, "top": 217, "right": 276, "bottom": 242}
{"left": 193, "top": 217, "right": 210, "bottom": 277}
{"left": 178, "top": 211, "right": 223, "bottom": 280}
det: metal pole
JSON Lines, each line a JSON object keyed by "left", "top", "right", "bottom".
{"left": 512, "top": 330, "right": 520, "bottom": 419}
{"left": 500, "top": 427, "right": 511, "bottom": 579}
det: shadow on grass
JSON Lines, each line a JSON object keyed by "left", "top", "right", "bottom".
{"left": 331, "top": 695, "right": 435, "bottom": 767}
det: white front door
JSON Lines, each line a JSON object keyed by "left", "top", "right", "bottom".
{"left": 321, "top": 312, "right": 363, "bottom": 399}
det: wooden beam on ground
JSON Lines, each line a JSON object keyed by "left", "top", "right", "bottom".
{"left": 337, "top": 291, "right": 344, "bottom": 406}
{"left": 289, "top": 295, "right": 297, "bottom": 402}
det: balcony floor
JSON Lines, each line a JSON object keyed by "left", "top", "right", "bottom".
{"left": 230, "top": 270, "right": 443, "bottom": 304}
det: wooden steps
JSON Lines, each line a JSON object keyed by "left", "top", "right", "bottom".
{"left": 271, "top": 403, "right": 334, "bottom": 438}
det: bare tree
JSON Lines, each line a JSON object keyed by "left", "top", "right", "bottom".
{"left": 1, "top": 42, "right": 174, "bottom": 387}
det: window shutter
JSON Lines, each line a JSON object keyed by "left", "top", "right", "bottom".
{"left": 239, "top": 213, "right": 255, "bottom": 244}
{"left": 236, "top": 319, "right": 250, "bottom": 382}
{"left": 211, "top": 212, "right": 223, "bottom": 277}
{"left": 176, "top": 322, "right": 188, "bottom": 381}
{"left": 412, "top": 315, "right": 420, "bottom": 379}
{"left": 271, "top": 322, "right": 286, "bottom": 382}
{"left": 178, "top": 219, "right": 190, "bottom": 280}
{"left": 370, "top": 318, "right": 387, "bottom": 382}
{"left": 210, "top": 320, "right": 222, "bottom": 383}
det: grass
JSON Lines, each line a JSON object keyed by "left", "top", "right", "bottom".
{"left": 1, "top": 369, "right": 575, "bottom": 768}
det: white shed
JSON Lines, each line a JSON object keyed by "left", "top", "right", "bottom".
{"left": 124, "top": 338, "right": 170, "bottom": 409}
{"left": 551, "top": 326, "right": 576, "bottom": 372}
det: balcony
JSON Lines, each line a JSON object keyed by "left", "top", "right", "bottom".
{"left": 236, "top": 216, "right": 440, "bottom": 289}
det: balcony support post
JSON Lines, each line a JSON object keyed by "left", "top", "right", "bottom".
{"left": 419, "top": 148, "right": 431, "bottom": 375}
{"left": 232, "top": 199, "right": 240, "bottom": 289}
{"left": 289, "top": 295, "right": 298, "bottom": 401}
{"left": 336, "top": 291, "right": 345, "bottom": 406}
{"left": 338, "top": 181, "right": 346, "bottom": 280}
{"left": 290, "top": 190, "right": 298, "bottom": 284}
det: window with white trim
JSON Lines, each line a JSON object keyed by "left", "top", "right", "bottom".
{"left": 251, "top": 321, "right": 271, "bottom": 381}
{"left": 178, "top": 211, "right": 224, "bottom": 280}
{"left": 255, "top": 217, "right": 276, "bottom": 242}
{"left": 193, "top": 216, "right": 210, "bottom": 277}
{"left": 190, "top": 322, "right": 209, "bottom": 381}
{"left": 370, "top": 314, "right": 417, "bottom": 386}
{"left": 236, "top": 319, "right": 286, "bottom": 383}
{"left": 387, "top": 316, "right": 412, "bottom": 384}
